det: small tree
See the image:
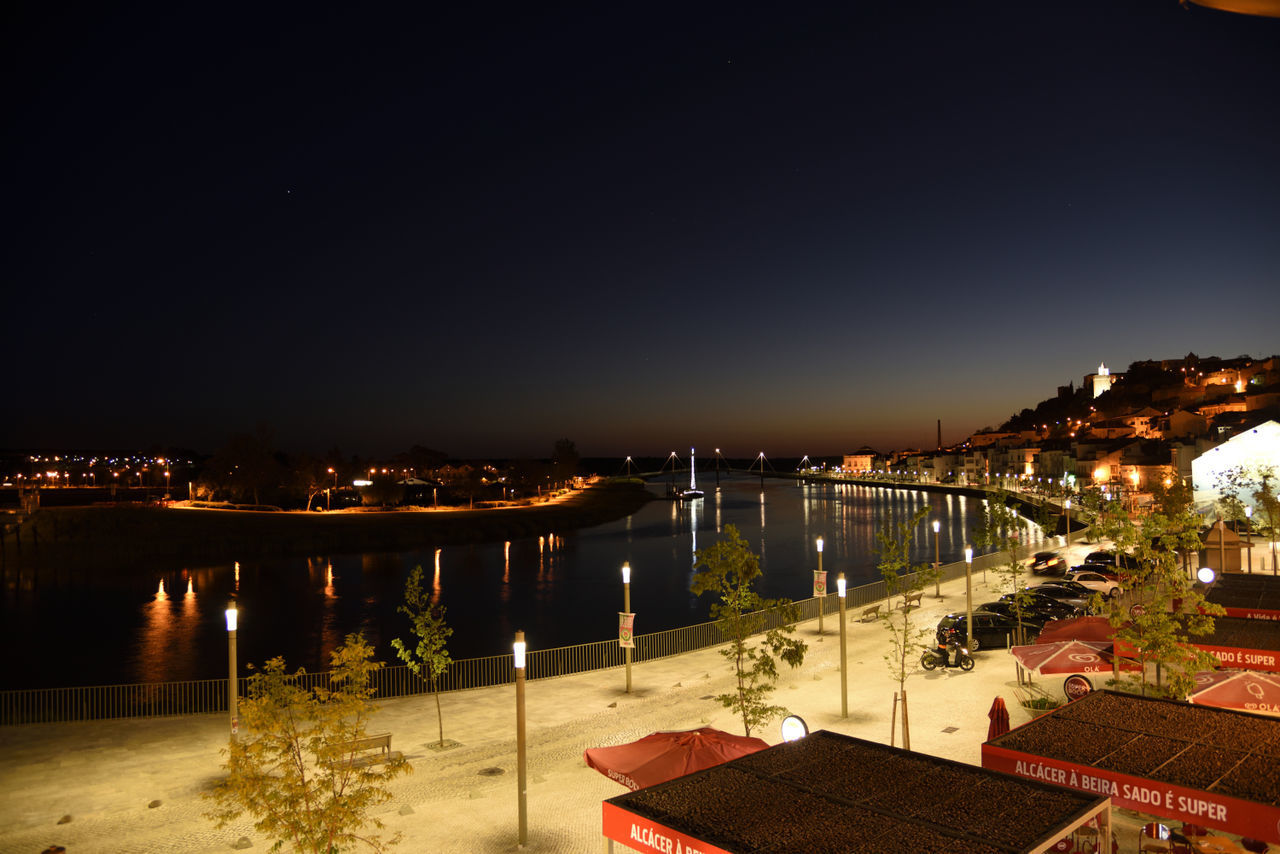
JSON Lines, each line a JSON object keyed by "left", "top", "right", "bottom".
{"left": 205, "top": 634, "right": 410, "bottom": 853}
{"left": 1098, "top": 479, "right": 1223, "bottom": 698}
{"left": 691, "top": 524, "right": 807, "bottom": 737}
{"left": 391, "top": 566, "right": 453, "bottom": 749}
{"left": 875, "top": 508, "right": 933, "bottom": 750}
{"left": 973, "top": 490, "right": 1035, "bottom": 647}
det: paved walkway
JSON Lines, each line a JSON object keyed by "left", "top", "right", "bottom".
{"left": 0, "top": 540, "right": 1180, "bottom": 853}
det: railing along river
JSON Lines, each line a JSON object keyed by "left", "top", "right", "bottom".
{"left": 0, "top": 550, "right": 1018, "bottom": 725}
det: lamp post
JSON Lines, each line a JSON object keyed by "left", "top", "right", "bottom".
{"left": 932, "top": 519, "right": 941, "bottom": 598}
{"left": 837, "top": 573, "right": 847, "bottom": 718}
{"left": 963, "top": 546, "right": 974, "bottom": 649}
{"left": 514, "top": 631, "right": 528, "bottom": 847}
{"left": 225, "top": 602, "right": 239, "bottom": 742}
{"left": 622, "top": 562, "right": 632, "bottom": 693}
{"left": 816, "top": 537, "right": 825, "bottom": 635}
{"left": 1244, "top": 506, "right": 1253, "bottom": 574}
{"left": 1064, "top": 498, "right": 1072, "bottom": 547}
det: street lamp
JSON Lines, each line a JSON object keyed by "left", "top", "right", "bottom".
{"left": 1244, "top": 506, "right": 1253, "bottom": 574}
{"left": 225, "top": 602, "right": 239, "bottom": 742}
{"left": 1064, "top": 498, "right": 1072, "bottom": 547}
{"left": 837, "top": 573, "right": 847, "bottom": 718}
{"left": 815, "top": 537, "right": 825, "bottom": 635}
{"left": 514, "top": 631, "right": 528, "bottom": 848}
{"left": 963, "top": 546, "right": 974, "bottom": 649}
{"left": 932, "top": 519, "right": 941, "bottom": 598}
{"left": 622, "top": 563, "right": 632, "bottom": 693}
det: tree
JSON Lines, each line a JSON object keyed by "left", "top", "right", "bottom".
{"left": 874, "top": 507, "right": 933, "bottom": 750}
{"left": 690, "top": 524, "right": 807, "bottom": 737}
{"left": 551, "top": 438, "right": 579, "bottom": 485}
{"left": 291, "top": 453, "right": 333, "bottom": 511}
{"left": 205, "top": 634, "right": 410, "bottom": 853}
{"left": 1096, "top": 479, "right": 1223, "bottom": 698}
{"left": 971, "top": 491, "right": 1035, "bottom": 648}
{"left": 391, "top": 566, "right": 453, "bottom": 749}
{"left": 1217, "top": 464, "right": 1280, "bottom": 572}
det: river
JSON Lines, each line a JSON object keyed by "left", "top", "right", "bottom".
{"left": 0, "top": 476, "right": 1052, "bottom": 690}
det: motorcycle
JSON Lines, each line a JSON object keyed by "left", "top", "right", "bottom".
{"left": 921, "top": 645, "right": 974, "bottom": 671}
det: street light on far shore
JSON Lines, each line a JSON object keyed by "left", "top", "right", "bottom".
{"left": 225, "top": 602, "right": 239, "bottom": 742}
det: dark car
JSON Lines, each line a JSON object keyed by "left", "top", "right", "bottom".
{"left": 978, "top": 600, "right": 1051, "bottom": 629}
{"left": 996, "top": 591, "right": 1084, "bottom": 621}
{"left": 1031, "top": 551, "right": 1067, "bottom": 576}
{"left": 936, "top": 609, "right": 1040, "bottom": 651}
{"left": 1028, "top": 581, "right": 1096, "bottom": 611}
{"left": 1084, "top": 550, "right": 1141, "bottom": 572}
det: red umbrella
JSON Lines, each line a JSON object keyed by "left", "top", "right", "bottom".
{"left": 1011, "top": 641, "right": 1141, "bottom": 676}
{"left": 1187, "top": 670, "right": 1280, "bottom": 716}
{"left": 584, "top": 727, "right": 769, "bottom": 791}
{"left": 987, "top": 696, "right": 1011, "bottom": 741}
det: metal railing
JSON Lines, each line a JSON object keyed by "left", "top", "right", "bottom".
{"left": 0, "top": 545, "right": 1048, "bottom": 726}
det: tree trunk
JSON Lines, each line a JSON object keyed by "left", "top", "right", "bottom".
{"left": 901, "top": 689, "right": 911, "bottom": 751}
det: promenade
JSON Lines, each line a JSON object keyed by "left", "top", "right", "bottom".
{"left": 0, "top": 540, "right": 1154, "bottom": 853}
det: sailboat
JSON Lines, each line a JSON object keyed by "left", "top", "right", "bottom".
{"left": 681, "top": 447, "right": 704, "bottom": 500}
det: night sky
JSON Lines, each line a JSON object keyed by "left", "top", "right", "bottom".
{"left": 6, "top": 3, "right": 1278, "bottom": 459}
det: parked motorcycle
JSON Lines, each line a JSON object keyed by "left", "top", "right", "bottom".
{"left": 921, "top": 645, "right": 974, "bottom": 671}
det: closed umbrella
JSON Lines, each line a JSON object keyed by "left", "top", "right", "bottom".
{"left": 584, "top": 727, "right": 769, "bottom": 791}
{"left": 987, "top": 696, "right": 1011, "bottom": 741}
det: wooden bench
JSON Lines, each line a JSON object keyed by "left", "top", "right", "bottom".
{"left": 899, "top": 592, "right": 923, "bottom": 611}
{"left": 330, "top": 733, "right": 401, "bottom": 769}
{"left": 858, "top": 604, "right": 881, "bottom": 622}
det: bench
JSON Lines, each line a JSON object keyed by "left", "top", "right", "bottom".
{"left": 859, "top": 604, "right": 881, "bottom": 622}
{"left": 899, "top": 592, "right": 923, "bottom": 611}
{"left": 330, "top": 733, "right": 401, "bottom": 769}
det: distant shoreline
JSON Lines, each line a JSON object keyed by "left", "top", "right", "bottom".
{"left": 1, "top": 479, "right": 654, "bottom": 576}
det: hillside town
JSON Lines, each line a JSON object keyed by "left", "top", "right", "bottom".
{"left": 842, "top": 353, "right": 1280, "bottom": 512}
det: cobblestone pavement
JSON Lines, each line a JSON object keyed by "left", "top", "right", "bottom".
{"left": 0, "top": 541, "right": 1163, "bottom": 853}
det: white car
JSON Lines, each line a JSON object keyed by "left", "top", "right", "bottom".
{"left": 1063, "top": 569, "right": 1122, "bottom": 599}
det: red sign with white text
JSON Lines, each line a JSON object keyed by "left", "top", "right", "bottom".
{"left": 982, "top": 744, "right": 1280, "bottom": 844}
{"left": 1196, "top": 644, "right": 1280, "bottom": 672}
{"left": 603, "top": 801, "right": 734, "bottom": 854}
{"left": 1220, "top": 607, "right": 1280, "bottom": 622}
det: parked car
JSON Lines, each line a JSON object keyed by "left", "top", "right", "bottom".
{"left": 1063, "top": 568, "right": 1122, "bottom": 598}
{"left": 1029, "top": 580, "right": 1099, "bottom": 611}
{"left": 936, "top": 609, "right": 1041, "bottom": 651}
{"left": 978, "top": 600, "right": 1051, "bottom": 629}
{"left": 1068, "top": 563, "right": 1122, "bottom": 582}
{"left": 1083, "top": 550, "right": 1141, "bottom": 572}
{"left": 996, "top": 591, "right": 1084, "bottom": 621}
{"left": 1031, "top": 551, "right": 1067, "bottom": 576}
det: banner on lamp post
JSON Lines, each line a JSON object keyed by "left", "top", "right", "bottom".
{"left": 813, "top": 570, "right": 827, "bottom": 598}
{"left": 619, "top": 612, "right": 635, "bottom": 648}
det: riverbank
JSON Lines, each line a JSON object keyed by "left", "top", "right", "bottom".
{"left": 0, "top": 479, "right": 654, "bottom": 577}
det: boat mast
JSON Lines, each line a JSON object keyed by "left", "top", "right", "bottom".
{"left": 690, "top": 447, "right": 697, "bottom": 491}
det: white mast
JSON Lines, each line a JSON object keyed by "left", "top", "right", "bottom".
{"left": 690, "top": 447, "right": 697, "bottom": 490}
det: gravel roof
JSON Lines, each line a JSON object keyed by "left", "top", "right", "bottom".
{"left": 989, "top": 691, "right": 1280, "bottom": 806}
{"left": 607, "top": 730, "right": 1106, "bottom": 854}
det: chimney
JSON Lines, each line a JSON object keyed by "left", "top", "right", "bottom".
{"left": 937, "top": 419, "right": 942, "bottom": 451}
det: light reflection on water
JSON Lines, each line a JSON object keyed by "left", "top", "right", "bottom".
{"left": 4, "top": 477, "right": 1050, "bottom": 689}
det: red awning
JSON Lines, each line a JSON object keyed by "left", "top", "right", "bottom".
{"left": 1036, "top": 616, "right": 1119, "bottom": 645}
{"left": 584, "top": 727, "right": 768, "bottom": 791}
{"left": 1188, "top": 670, "right": 1280, "bottom": 716}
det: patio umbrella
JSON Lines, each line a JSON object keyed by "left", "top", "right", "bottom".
{"left": 1011, "top": 640, "right": 1140, "bottom": 676}
{"left": 1187, "top": 670, "right": 1280, "bottom": 716}
{"left": 987, "top": 696, "right": 1011, "bottom": 741}
{"left": 1036, "top": 616, "right": 1119, "bottom": 645}
{"left": 584, "top": 727, "right": 769, "bottom": 791}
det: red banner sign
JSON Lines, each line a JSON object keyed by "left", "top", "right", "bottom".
{"left": 603, "top": 801, "right": 733, "bottom": 854}
{"left": 1196, "top": 644, "right": 1280, "bottom": 672}
{"left": 813, "top": 570, "right": 827, "bottom": 597}
{"left": 982, "top": 744, "right": 1280, "bottom": 844}
{"left": 619, "top": 613, "right": 635, "bottom": 649}
{"left": 1221, "top": 607, "right": 1280, "bottom": 622}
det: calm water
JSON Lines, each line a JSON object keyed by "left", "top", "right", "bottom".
{"left": 1, "top": 477, "right": 1051, "bottom": 689}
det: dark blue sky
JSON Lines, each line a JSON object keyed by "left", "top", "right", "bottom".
{"left": 5, "top": 2, "right": 1278, "bottom": 458}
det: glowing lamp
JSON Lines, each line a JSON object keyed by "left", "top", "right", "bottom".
{"left": 513, "top": 638, "right": 527, "bottom": 669}
{"left": 621, "top": 562, "right": 631, "bottom": 584}
{"left": 964, "top": 546, "right": 973, "bottom": 564}
{"left": 837, "top": 576, "right": 846, "bottom": 598}
{"left": 1197, "top": 567, "right": 1216, "bottom": 584}
{"left": 225, "top": 604, "right": 238, "bottom": 632}
{"left": 932, "top": 520, "right": 940, "bottom": 533}
{"left": 780, "top": 715, "right": 808, "bottom": 742}
{"left": 816, "top": 537, "right": 824, "bottom": 553}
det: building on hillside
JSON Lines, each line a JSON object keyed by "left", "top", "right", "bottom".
{"left": 1165, "top": 409, "right": 1209, "bottom": 439}
{"left": 1086, "top": 362, "right": 1118, "bottom": 398}
{"left": 1191, "top": 420, "right": 1280, "bottom": 511}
